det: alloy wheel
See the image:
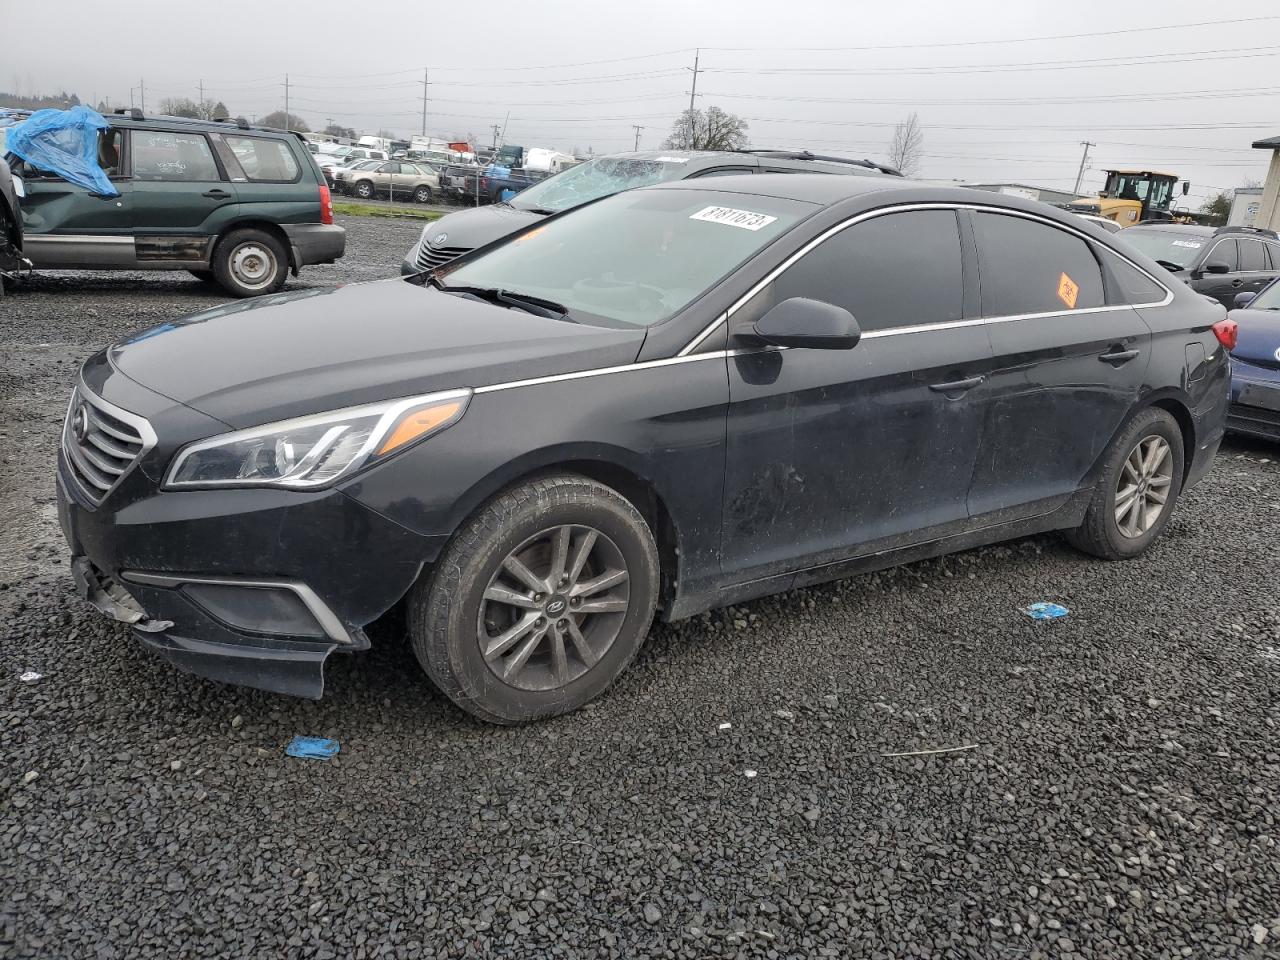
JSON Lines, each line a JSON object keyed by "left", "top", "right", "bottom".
{"left": 1114, "top": 434, "right": 1173, "bottom": 538}
{"left": 477, "top": 524, "right": 630, "bottom": 692}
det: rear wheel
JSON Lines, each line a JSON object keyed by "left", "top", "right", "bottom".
{"left": 1066, "top": 407, "right": 1184, "bottom": 560}
{"left": 212, "top": 228, "right": 287, "bottom": 298}
{"left": 409, "top": 474, "right": 660, "bottom": 724}
{"left": 413, "top": 185, "right": 433, "bottom": 204}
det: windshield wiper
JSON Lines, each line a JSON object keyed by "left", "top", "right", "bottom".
{"left": 520, "top": 206, "right": 558, "bottom": 216}
{"left": 438, "top": 282, "right": 570, "bottom": 320}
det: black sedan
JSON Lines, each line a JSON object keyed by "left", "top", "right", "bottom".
{"left": 58, "top": 175, "right": 1232, "bottom": 723}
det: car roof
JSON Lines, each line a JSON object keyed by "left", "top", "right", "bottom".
{"left": 1122, "top": 223, "right": 1216, "bottom": 235}
{"left": 105, "top": 112, "right": 295, "bottom": 139}
{"left": 585, "top": 149, "right": 893, "bottom": 176}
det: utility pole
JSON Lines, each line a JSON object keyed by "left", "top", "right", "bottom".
{"left": 1073, "top": 141, "right": 1095, "bottom": 195}
{"left": 198, "top": 79, "right": 204, "bottom": 111}
{"left": 284, "top": 74, "right": 290, "bottom": 132}
{"left": 419, "top": 67, "right": 429, "bottom": 138}
{"left": 490, "top": 123, "right": 502, "bottom": 151}
{"left": 686, "top": 48, "right": 701, "bottom": 145}
{"left": 139, "top": 77, "right": 145, "bottom": 113}
{"left": 632, "top": 125, "right": 644, "bottom": 150}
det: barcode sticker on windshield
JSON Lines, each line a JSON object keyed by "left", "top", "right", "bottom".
{"left": 690, "top": 206, "right": 778, "bottom": 231}
{"left": 1171, "top": 240, "right": 1203, "bottom": 248}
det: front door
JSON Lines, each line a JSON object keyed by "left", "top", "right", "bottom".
{"left": 721, "top": 207, "right": 992, "bottom": 586}
{"left": 1192, "top": 237, "right": 1241, "bottom": 307}
{"left": 17, "top": 126, "right": 134, "bottom": 268}
{"left": 129, "top": 128, "right": 232, "bottom": 263}
{"left": 967, "top": 209, "right": 1154, "bottom": 518}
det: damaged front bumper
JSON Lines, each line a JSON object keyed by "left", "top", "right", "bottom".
{"left": 67, "top": 555, "right": 359, "bottom": 699}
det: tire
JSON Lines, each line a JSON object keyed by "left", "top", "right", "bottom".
{"left": 413, "top": 185, "right": 432, "bottom": 204}
{"left": 354, "top": 180, "right": 375, "bottom": 200}
{"left": 1066, "top": 407, "right": 1184, "bottom": 560}
{"left": 409, "top": 474, "right": 660, "bottom": 724}
{"left": 188, "top": 269, "right": 215, "bottom": 283}
{"left": 211, "top": 228, "right": 287, "bottom": 298}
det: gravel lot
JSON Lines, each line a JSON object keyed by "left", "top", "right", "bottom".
{"left": 3, "top": 215, "right": 1279, "bottom": 959}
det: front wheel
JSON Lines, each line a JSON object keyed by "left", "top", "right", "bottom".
{"left": 1066, "top": 407, "right": 1184, "bottom": 560}
{"left": 354, "top": 180, "right": 375, "bottom": 200}
{"left": 409, "top": 475, "right": 660, "bottom": 724}
{"left": 413, "top": 185, "right": 432, "bottom": 203}
{"left": 212, "top": 228, "right": 287, "bottom": 298}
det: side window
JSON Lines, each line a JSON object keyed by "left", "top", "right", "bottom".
{"left": 1206, "top": 239, "right": 1238, "bottom": 271}
{"left": 131, "top": 131, "right": 220, "bottom": 182}
{"left": 1267, "top": 243, "right": 1280, "bottom": 270}
{"left": 1103, "top": 254, "right": 1167, "bottom": 306}
{"left": 972, "top": 212, "right": 1104, "bottom": 316}
{"left": 215, "top": 135, "right": 300, "bottom": 182}
{"left": 1239, "top": 239, "right": 1267, "bottom": 272}
{"left": 98, "top": 130, "right": 124, "bottom": 177}
{"left": 772, "top": 210, "right": 963, "bottom": 331}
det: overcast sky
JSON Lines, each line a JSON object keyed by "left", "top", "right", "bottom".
{"left": 7, "top": 0, "right": 1277, "bottom": 205}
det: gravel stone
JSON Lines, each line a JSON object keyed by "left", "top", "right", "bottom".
{"left": 4, "top": 216, "right": 1280, "bottom": 958}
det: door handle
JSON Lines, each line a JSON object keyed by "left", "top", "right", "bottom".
{"left": 929, "top": 375, "right": 985, "bottom": 394}
{"left": 202, "top": 189, "right": 232, "bottom": 200}
{"left": 1100, "top": 348, "right": 1140, "bottom": 365}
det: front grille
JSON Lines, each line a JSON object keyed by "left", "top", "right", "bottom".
{"left": 416, "top": 243, "right": 472, "bottom": 271}
{"left": 62, "top": 388, "right": 152, "bottom": 505}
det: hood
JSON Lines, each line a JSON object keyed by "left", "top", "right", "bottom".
{"left": 107, "top": 281, "right": 645, "bottom": 428}
{"left": 1229, "top": 307, "right": 1280, "bottom": 371}
{"left": 416, "top": 203, "right": 543, "bottom": 252}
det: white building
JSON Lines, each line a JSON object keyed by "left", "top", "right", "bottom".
{"left": 1252, "top": 134, "right": 1280, "bottom": 231}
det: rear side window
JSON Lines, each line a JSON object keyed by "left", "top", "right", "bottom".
{"left": 215, "top": 135, "right": 301, "bottom": 182}
{"left": 1239, "top": 239, "right": 1267, "bottom": 272}
{"left": 772, "top": 210, "right": 963, "bottom": 332}
{"left": 973, "top": 212, "right": 1104, "bottom": 316}
{"left": 131, "top": 131, "right": 220, "bottom": 182}
{"left": 1104, "top": 255, "right": 1167, "bottom": 305}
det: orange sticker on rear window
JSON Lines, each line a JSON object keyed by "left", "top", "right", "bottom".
{"left": 1057, "top": 272, "right": 1079, "bottom": 309}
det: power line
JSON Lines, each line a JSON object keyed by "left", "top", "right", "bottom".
{"left": 702, "top": 14, "right": 1280, "bottom": 52}
{"left": 702, "top": 84, "right": 1280, "bottom": 107}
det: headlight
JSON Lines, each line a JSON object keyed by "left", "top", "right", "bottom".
{"left": 164, "top": 389, "right": 470, "bottom": 490}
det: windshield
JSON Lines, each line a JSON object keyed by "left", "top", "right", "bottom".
{"left": 1253, "top": 279, "right": 1280, "bottom": 310}
{"left": 1117, "top": 229, "right": 1208, "bottom": 268}
{"left": 509, "top": 155, "right": 695, "bottom": 214}
{"left": 441, "top": 188, "right": 811, "bottom": 327}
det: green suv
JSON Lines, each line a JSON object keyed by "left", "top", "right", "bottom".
{"left": 6, "top": 110, "right": 344, "bottom": 297}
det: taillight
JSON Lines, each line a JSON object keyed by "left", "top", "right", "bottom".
{"left": 1212, "top": 318, "right": 1238, "bottom": 351}
{"left": 319, "top": 184, "right": 334, "bottom": 225}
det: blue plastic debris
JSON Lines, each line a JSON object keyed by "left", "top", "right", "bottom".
{"left": 1023, "top": 602, "right": 1069, "bottom": 620}
{"left": 285, "top": 736, "right": 340, "bottom": 760}
{"left": 5, "top": 106, "right": 119, "bottom": 197}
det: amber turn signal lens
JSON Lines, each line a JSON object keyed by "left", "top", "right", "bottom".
{"left": 377, "top": 400, "right": 464, "bottom": 455}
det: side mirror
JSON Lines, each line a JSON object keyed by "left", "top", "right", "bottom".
{"left": 1234, "top": 291, "right": 1257, "bottom": 308}
{"left": 1204, "top": 261, "right": 1231, "bottom": 275}
{"left": 1181, "top": 181, "right": 1191, "bottom": 196}
{"left": 749, "top": 297, "right": 861, "bottom": 350}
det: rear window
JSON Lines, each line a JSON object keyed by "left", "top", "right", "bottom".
{"left": 973, "top": 212, "right": 1105, "bottom": 316}
{"left": 215, "top": 134, "right": 301, "bottom": 182}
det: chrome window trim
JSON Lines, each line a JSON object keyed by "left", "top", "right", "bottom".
{"left": 121, "top": 571, "right": 353, "bottom": 645}
{"left": 676, "top": 201, "right": 1175, "bottom": 355}
{"left": 473, "top": 351, "right": 732, "bottom": 395}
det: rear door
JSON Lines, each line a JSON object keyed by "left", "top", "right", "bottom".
{"left": 129, "top": 128, "right": 231, "bottom": 263}
{"left": 17, "top": 126, "right": 135, "bottom": 268}
{"left": 968, "top": 209, "right": 1156, "bottom": 519}
{"left": 1237, "top": 237, "right": 1278, "bottom": 298}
